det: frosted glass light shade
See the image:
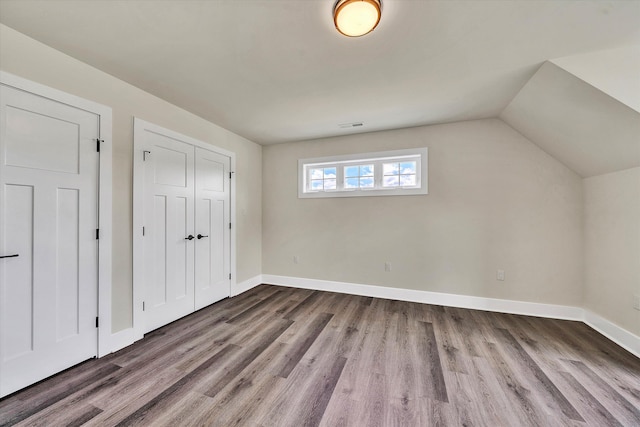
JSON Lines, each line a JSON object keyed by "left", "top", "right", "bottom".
{"left": 334, "top": 0, "right": 381, "bottom": 37}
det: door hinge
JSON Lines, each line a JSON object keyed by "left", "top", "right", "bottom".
{"left": 142, "top": 226, "right": 145, "bottom": 236}
{"left": 229, "top": 172, "right": 232, "bottom": 179}
{"left": 143, "top": 150, "right": 151, "bottom": 161}
{"left": 143, "top": 301, "right": 145, "bottom": 311}
{"left": 229, "top": 223, "right": 232, "bottom": 229}
{"left": 96, "top": 139, "right": 103, "bottom": 152}
{"left": 96, "top": 229, "right": 100, "bottom": 240}
{"left": 95, "top": 317, "right": 99, "bottom": 328}
{"left": 229, "top": 273, "right": 231, "bottom": 280}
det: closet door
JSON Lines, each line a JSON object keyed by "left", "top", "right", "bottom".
{"left": 194, "top": 147, "right": 231, "bottom": 310}
{"left": 0, "top": 84, "right": 99, "bottom": 396}
{"left": 142, "top": 134, "right": 195, "bottom": 333}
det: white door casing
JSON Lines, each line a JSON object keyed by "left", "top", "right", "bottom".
{"left": 0, "top": 78, "right": 112, "bottom": 397}
{"left": 133, "top": 119, "right": 235, "bottom": 337}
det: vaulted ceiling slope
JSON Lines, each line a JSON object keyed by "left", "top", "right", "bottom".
{"left": 552, "top": 45, "right": 640, "bottom": 114}
{"left": 500, "top": 55, "right": 640, "bottom": 178}
{"left": 0, "top": 0, "right": 639, "bottom": 147}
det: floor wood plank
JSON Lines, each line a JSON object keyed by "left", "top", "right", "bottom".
{"left": 495, "top": 328, "right": 584, "bottom": 422}
{"left": 275, "top": 312, "right": 333, "bottom": 378}
{"left": 115, "top": 344, "right": 241, "bottom": 426}
{"left": 1, "top": 285, "right": 638, "bottom": 427}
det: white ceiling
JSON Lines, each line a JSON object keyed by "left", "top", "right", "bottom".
{"left": 0, "top": 0, "right": 639, "bottom": 145}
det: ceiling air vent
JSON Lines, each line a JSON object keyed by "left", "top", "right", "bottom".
{"left": 338, "top": 122, "right": 363, "bottom": 128}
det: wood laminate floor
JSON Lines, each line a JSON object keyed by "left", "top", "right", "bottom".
{"left": 1, "top": 285, "right": 639, "bottom": 426}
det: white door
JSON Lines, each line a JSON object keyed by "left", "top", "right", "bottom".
{"left": 0, "top": 84, "right": 99, "bottom": 397}
{"left": 142, "top": 134, "right": 195, "bottom": 333}
{"left": 136, "top": 120, "right": 232, "bottom": 334}
{"left": 194, "top": 147, "right": 230, "bottom": 310}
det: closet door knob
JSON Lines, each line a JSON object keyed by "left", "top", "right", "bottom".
{"left": 197, "top": 234, "right": 208, "bottom": 239}
{"left": 185, "top": 235, "right": 195, "bottom": 240}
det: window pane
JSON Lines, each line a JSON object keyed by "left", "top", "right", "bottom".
{"left": 383, "top": 163, "right": 399, "bottom": 175}
{"left": 324, "top": 167, "right": 337, "bottom": 179}
{"left": 400, "top": 161, "right": 416, "bottom": 174}
{"left": 344, "top": 166, "right": 359, "bottom": 178}
{"left": 360, "top": 164, "right": 374, "bottom": 176}
{"left": 301, "top": 149, "right": 426, "bottom": 197}
{"left": 360, "top": 177, "right": 374, "bottom": 188}
{"left": 383, "top": 175, "right": 400, "bottom": 187}
{"left": 400, "top": 174, "right": 416, "bottom": 186}
{"left": 345, "top": 177, "right": 358, "bottom": 189}
{"left": 310, "top": 168, "right": 323, "bottom": 180}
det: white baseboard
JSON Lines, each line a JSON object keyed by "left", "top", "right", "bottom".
{"left": 262, "top": 274, "right": 639, "bottom": 358}
{"left": 583, "top": 310, "right": 640, "bottom": 358}
{"left": 104, "top": 275, "right": 638, "bottom": 360}
{"left": 232, "top": 274, "right": 263, "bottom": 297}
{"left": 109, "top": 327, "right": 136, "bottom": 354}
{"left": 262, "top": 274, "right": 582, "bottom": 320}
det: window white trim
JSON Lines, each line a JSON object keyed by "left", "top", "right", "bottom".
{"left": 298, "top": 148, "right": 428, "bottom": 198}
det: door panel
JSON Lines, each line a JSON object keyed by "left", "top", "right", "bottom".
{"left": 174, "top": 195, "right": 189, "bottom": 299}
{"left": 153, "top": 145, "right": 188, "bottom": 187}
{"left": 55, "top": 188, "right": 80, "bottom": 340}
{"left": 3, "top": 184, "right": 34, "bottom": 360}
{"left": 210, "top": 199, "right": 226, "bottom": 285}
{"left": 0, "top": 84, "right": 99, "bottom": 397}
{"left": 194, "top": 147, "right": 230, "bottom": 310}
{"left": 151, "top": 195, "right": 168, "bottom": 306}
{"left": 5, "top": 105, "right": 80, "bottom": 173}
{"left": 142, "top": 133, "right": 195, "bottom": 333}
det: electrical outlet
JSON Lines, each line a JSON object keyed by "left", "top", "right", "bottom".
{"left": 384, "top": 262, "right": 391, "bottom": 272}
{"left": 634, "top": 295, "right": 640, "bottom": 311}
{"left": 293, "top": 256, "right": 299, "bottom": 264}
{"left": 497, "top": 269, "right": 505, "bottom": 281}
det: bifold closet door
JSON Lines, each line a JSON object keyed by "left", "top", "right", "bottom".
{"left": 0, "top": 84, "right": 99, "bottom": 397}
{"left": 143, "top": 135, "right": 195, "bottom": 333}
{"left": 194, "top": 147, "right": 230, "bottom": 310}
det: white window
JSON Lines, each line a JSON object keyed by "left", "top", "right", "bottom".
{"left": 309, "top": 166, "right": 337, "bottom": 191}
{"left": 298, "top": 147, "right": 428, "bottom": 198}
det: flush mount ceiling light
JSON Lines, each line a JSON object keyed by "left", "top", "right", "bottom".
{"left": 333, "top": 0, "right": 382, "bottom": 37}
